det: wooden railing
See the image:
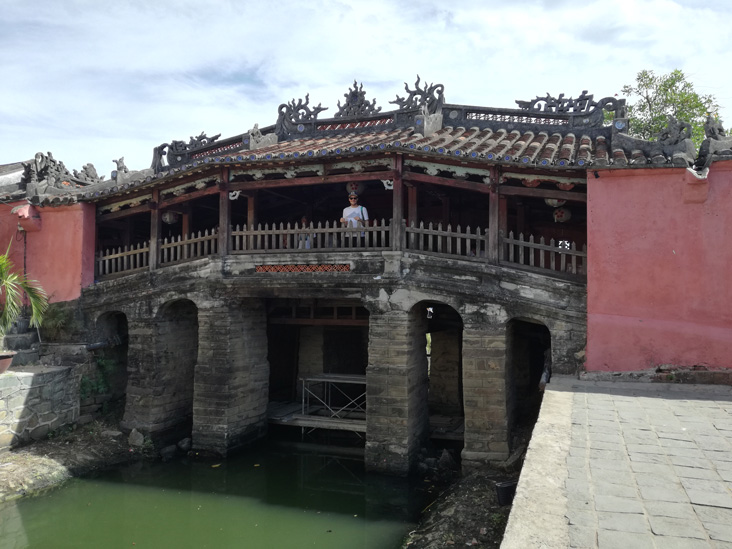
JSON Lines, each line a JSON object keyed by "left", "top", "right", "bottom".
{"left": 405, "top": 222, "right": 488, "bottom": 258}
{"left": 500, "top": 231, "right": 586, "bottom": 276}
{"left": 96, "top": 242, "right": 150, "bottom": 278}
{"left": 231, "top": 219, "right": 391, "bottom": 253}
{"left": 160, "top": 229, "right": 218, "bottom": 266}
{"left": 95, "top": 221, "right": 586, "bottom": 281}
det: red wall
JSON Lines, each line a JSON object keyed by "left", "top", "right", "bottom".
{"left": 0, "top": 202, "right": 95, "bottom": 303}
{"left": 587, "top": 161, "right": 732, "bottom": 371}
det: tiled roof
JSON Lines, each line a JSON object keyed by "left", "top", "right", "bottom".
{"left": 2, "top": 83, "right": 715, "bottom": 205}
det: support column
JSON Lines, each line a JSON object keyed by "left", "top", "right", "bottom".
{"left": 488, "top": 166, "right": 501, "bottom": 263}
{"left": 149, "top": 189, "right": 161, "bottom": 270}
{"left": 392, "top": 154, "right": 404, "bottom": 250}
{"left": 461, "top": 318, "right": 510, "bottom": 468}
{"left": 193, "top": 299, "right": 269, "bottom": 456}
{"left": 120, "top": 315, "right": 157, "bottom": 433}
{"left": 247, "top": 192, "right": 258, "bottom": 228}
{"left": 218, "top": 169, "right": 231, "bottom": 256}
{"left": 365, "top": 307, "right": 429, "bottom": 476}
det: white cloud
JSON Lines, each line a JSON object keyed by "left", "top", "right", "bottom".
{"left": 1, "top": 0, "right": 730, "bottom": 174}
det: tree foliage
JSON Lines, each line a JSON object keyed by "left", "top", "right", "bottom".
{"left": 0, "top": 242, "right": 48, "bottom": 338}
{"left": 621, "top": 69, "right": 719, "bottom": 148}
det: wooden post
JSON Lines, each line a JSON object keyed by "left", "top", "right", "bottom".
{"left": 488, "top": 167, "right": 499, "bottom": 263}
{"left": 247, "top": 191, "right": 258, "bottom": 229}
{"left": 150, "top": 189, "right": 161, "bottom": 270}
{"left": 392, "top": 154, "right": 404, "bottom": 250}
{"left": 219, "top": 168, "right": 231, "bottom": 256}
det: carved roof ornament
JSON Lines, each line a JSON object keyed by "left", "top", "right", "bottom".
{"left": 515, "top": 91, "right": 627, "bottom": 120}
{"left": 168, "top": 132, "right": 221, "bottom": 157}
{"left": 697, "top": 115, "right": 732, "bottom": 169}
{"left": 248, "top": 123, "right": 278, "bottom": 150}
{"left": 656, "top": 115, "right": 692, "bottom": 146}
{"left": 149, "top": 132, "right": 221, "bottom": 172}
{"left": 334, "top": 81, "right": 381, "bottom": 118}
{"left": 389, "top": 75, "right": 445, "bottom": 114}
{"left": 275, "top": 94, "right": 328, "bottom": 136}
{"left": 704, "top": 115, "right": 726, "bottom": 139}
{"left": 22, "top": 152, "right": 102, "bottom": 201}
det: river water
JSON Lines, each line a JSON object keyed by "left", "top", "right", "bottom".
{"left": 0, "top": 439, "right": 429, "bottom": 549}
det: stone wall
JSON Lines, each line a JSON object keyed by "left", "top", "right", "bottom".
{"left": 298, "top": 326, "right": 324, "bottom": 399}
{"left": 0, "top": 366, "right": 78, "bottom": 451}
{"left": 193, "top": 299, "right": 269, "bottom": 455}
{"left": 428, "top": 329, "right": 462, "bottom": 415}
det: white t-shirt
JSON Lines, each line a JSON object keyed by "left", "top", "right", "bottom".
{"left": 341, "top": 205, "right": 368, "bottom": 228}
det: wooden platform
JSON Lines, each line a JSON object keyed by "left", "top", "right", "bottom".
{"left": 268, "top": 402, "right": 464, "bottom": 439}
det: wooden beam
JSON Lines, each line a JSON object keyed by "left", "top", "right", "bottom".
{"left": 95, "top": 170, "right": 219, "bottom": 207}
{"left": 403, "top": 171, "right": 492, "bottom": 194}
{"left": 98, "top": 203, "right": 151, "bottom": 222}
{"left": 159, "top": 184, "right": 220, "bottom": 208}
{"left": 497, "top": 185, "right": 587, "bottom": 203}
{"left": 229, "top": 170, "right": 397, "bottom": 191}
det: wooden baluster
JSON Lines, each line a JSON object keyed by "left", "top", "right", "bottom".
{"left": 528, "top": 235, "right": 534, "bottom": 266}
{"left": 507, "top": 231, "right": 515, "bottom": 262}
{"left": 517, "top": 233, "right": 525, "bottom": 265}
{"left": 549, "top": 238, "right": 556, "bottom": 270}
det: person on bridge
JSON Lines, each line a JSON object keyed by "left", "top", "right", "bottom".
{"left": 340, "top": 191, "right": 369, "bottom": 247}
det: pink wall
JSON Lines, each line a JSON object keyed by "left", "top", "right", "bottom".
{"left": 0, "top": 202, "right": 95, "bottom": 303}
{"left": 587, "top": 161, "right": 732, "bottom": 371}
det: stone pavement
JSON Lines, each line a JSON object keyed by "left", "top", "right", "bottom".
{"left": 501, "top": 375, "right": 732, "bottom": 549}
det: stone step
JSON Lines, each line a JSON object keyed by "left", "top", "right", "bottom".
{"left": 10, "top": 349, "right": 41, "bottom": 367}
{"left": 3, "top": 332, "right": 39, "bottom": 351}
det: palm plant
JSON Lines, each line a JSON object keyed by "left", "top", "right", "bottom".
{"left": 0, "top": 242, "right": 48, "bottom": 345}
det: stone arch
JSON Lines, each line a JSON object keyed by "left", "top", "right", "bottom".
{"left": 505, "top": 317, "right": 551, "bottom": 445}
{"left": 410, "top": 301, "right": 465, "bottom": 444}
{"left": 153, "top": 298, "right": 199, "bottom": 439}
{"left": 92, "top": 311, "right": 129, "bottom": 409}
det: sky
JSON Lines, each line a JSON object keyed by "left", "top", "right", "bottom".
{"left": 2, "top": 0, "right": 731, "bottom": 177}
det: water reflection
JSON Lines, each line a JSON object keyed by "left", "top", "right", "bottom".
{"left": 0, "top": 440, "right": 426, "bottom": 549}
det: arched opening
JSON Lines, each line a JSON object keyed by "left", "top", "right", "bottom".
{"left": 91, "top": 311, "right": 129, "bottom": 415}
{"left": 155, "top": 299, "right": 198, "bottom": 437}
{"left": 412, "top": 301, "right": 464, "bottom": 444}
{"left": 266, "top": 300, "right": 370, "bottom": 435}
{"left": 506, "top": 318, "right": 551, "bottom": 448}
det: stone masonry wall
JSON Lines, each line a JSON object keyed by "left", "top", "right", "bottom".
{"left": 297, "top": 326, "right": 324, "bottom": 399}
{"left": 0, "top": 366, "right": 78, "bottom": 451}
{"left": 366, "top": 310, "right": 412, "bottom": 475}
{"left": 366, "top": 307, "right": 429, "bottom": 475}
{"left": 193, "top": 299, "right": 269, "bottom": 455}
{"left": 461, "top": 319, "right": 509, "bottom": 467}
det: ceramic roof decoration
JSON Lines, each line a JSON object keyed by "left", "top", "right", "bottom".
{"left": 2, "top": 77, "right": 730, "bottom": 206}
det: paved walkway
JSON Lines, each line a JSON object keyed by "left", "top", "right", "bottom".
{"left": 502, "top": 375, "right": 732, "bottom": 549}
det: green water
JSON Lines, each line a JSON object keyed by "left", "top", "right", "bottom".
{"left": 0, "top": 442, "right": 426, "bottom": 549}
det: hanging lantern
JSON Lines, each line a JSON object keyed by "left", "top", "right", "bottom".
{"left": 545, "top": 198, "right": 567, "bottom": 208}
{"left": 345, "top": 181, "right": 365, "bottom": 195}
{"left": 553, "top": 207, "right": 572, "bottom": 223}
{"left": 556, "top": 183, "right": 575, "bottom": 191}
{"left": 162, "top": 211, "right": 179, "bottom": 224}
{"left": 521, "top": 179, "right": 541, "bottom": 188}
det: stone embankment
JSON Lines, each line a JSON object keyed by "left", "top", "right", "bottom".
{"left": 0, "top": 418, "right": 140, "bottom": 503}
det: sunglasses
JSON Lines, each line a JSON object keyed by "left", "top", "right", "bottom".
{"left": 349, "top": 197, "right": 358, "bottom": 200}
